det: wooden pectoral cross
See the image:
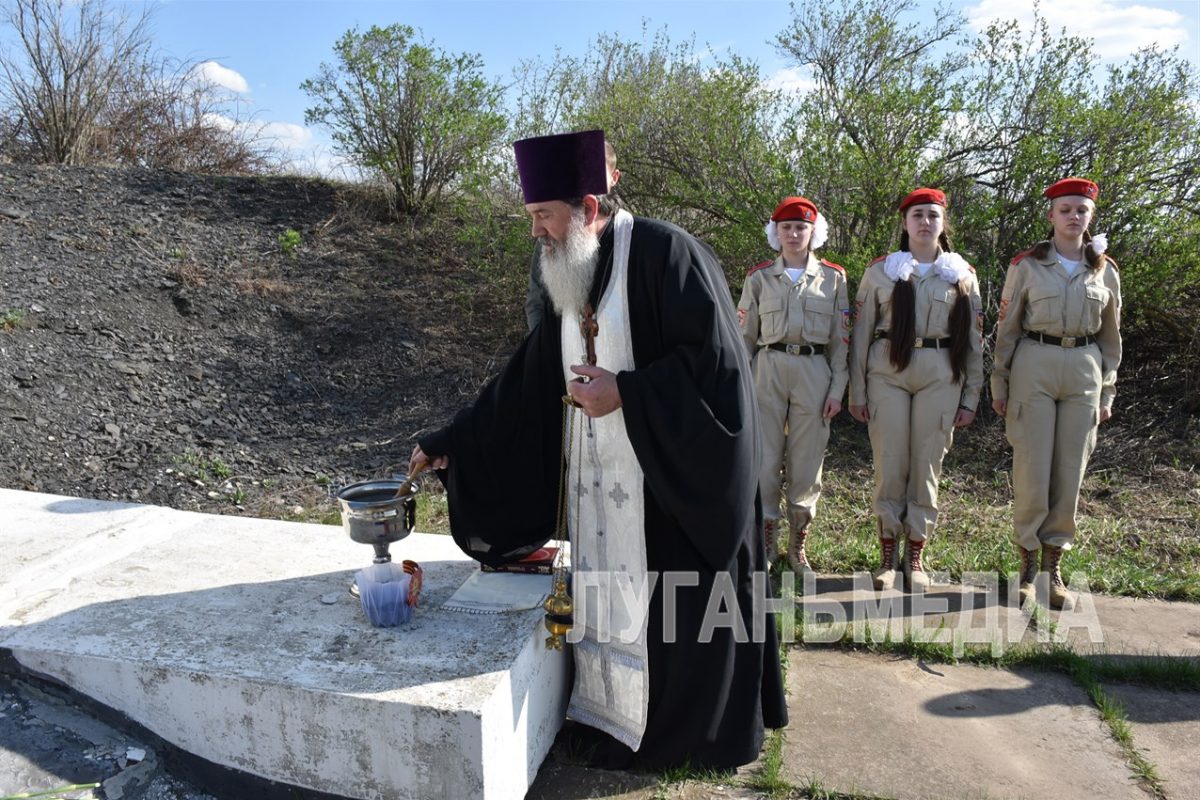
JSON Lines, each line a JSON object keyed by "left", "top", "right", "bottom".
{"left": 564, "top": 303, "right": 599, "bottom": 409}
{"left": 580, "top": 303, "right": 598, "bottom": 367}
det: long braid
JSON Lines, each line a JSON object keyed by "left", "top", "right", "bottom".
{"left": 947, "top": 280, "right": 973, "bottom": 384}
{"left": 888, "top": 279, "right": 916, "bottom": 372}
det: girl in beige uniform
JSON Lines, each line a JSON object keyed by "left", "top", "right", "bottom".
{"left": 992, "top": 178, "right": 1121, "bottom": 610}
{"left": 738, "top": 197, "right": 850, "bottom": 571}
{"left": 849, "top": 189, "right": 983, "bottom": 592}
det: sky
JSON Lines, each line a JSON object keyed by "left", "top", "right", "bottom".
{"left": 122, "top": 0, "right": 1200, "bottom": 174}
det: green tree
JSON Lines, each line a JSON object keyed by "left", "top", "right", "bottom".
{"left": 514, "top": 28, "right": 795, "bottom": 275}
{"left": 773, "top": 0, "right": 1200, "bottom": 411}
{"left": 776, "top": 0, "right": 968, "bottom": 275}
{"left": 939, "top": 15, "right": 1200, "bottom": 318}
{"left": 302, "top": 25, "right": 507, "bottom": 215}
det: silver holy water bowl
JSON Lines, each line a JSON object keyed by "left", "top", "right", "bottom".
{"left": 336, "top": 477, "right": 419, "bottom": 564}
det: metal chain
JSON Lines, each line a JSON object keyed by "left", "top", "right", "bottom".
{"left": 553, "top": 396, "right": 577, "bottom": 574}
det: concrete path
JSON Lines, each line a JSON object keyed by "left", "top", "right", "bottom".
{"left": 783, "top": 648, "right": 1143, "bottom": 800}
{"left": 793, "top": 573, "right": 1200, "bottom": 658}
{"left": 781, "top": 572, "right": 1200, "bottom": 800}
{"left": 1103, "top": 684, "right": 1200, "bottom": 800}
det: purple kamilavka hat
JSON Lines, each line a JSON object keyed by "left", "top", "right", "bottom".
{"left": 513, "top": 130, "right": 608, "bottom": 204}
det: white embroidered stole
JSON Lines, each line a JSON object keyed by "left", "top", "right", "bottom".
{"left": 559, "top": 210, "right": 650, "bottom": 750}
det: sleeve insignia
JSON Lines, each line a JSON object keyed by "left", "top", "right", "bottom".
{"left": 998, "top": 297, "right": 1010, "bottom": 322}
{"left": 841, "top": 308, "right": 852, "bottom": 329}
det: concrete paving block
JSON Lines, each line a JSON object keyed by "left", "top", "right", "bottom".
{"left": 1071, "top": 595, "right": 1200, "bottom": 658}
{"left": 1103, "top": 684, "right": 1200, "bottom": 800}
{"left": 793, "top": 575, "right": 1058, "bottom": 655}
{"left": 0, "top": 488, "right": 570, "bottom": 800}
{"left": 793, "top": 574, "right": 1200, "bottom": 662}
{"left": 781, "top": 648, "right": 1145, "bottom": 800}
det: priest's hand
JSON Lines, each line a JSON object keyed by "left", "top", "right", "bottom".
{"left": 409, "top": 444, "right": 448, "bottom": 474}
{"left": 567, "top": 364, "right": 622, "bottom": 417}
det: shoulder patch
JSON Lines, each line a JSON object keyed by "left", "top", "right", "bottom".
{"left": 820, "top": 258, "right": 846, "bottom": 274}
{"left": 746, "top": 259, "right": 773, "bottom": 277}
{"left": 1009, "top": 247, "right": 1035, "bottom": 266}
{"left": 869, "top": 254, "right": 887, "bottom": 267}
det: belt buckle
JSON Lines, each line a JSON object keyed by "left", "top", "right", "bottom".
{"left": 1061, "top": 336, "right": 1076, "bottom": 348}
{"left": 786, "top": 343, "right": 800, "bottom": 355}
{"left": 913, "top": 339, "right": 925, "bottom": 349}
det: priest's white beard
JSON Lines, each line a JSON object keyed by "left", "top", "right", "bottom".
{"left": 540, "top": 211, "right": 599, "bottom": 317}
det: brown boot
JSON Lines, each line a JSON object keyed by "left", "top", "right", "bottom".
{"left": 1017, "top": 546, "right": 1039, "bottom": 607}
{"left": 872, "top": 537, "right": 898, "bottom": 590}
{"left": 904, "top": 538, "right": 930, "bottom": 593}
{"left": 1042, "top": 545, "right": 1075, "bottom": 610}
{"left": 763, "top": 518, "right": 780, "bottom": 560}
{"left": 787, "top": 528, "right": 811, "bottom": 572}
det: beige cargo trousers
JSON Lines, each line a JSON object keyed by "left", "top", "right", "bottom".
{"left": 754, "top": 349, "right": 831, "bottom": 532}
{"left": 1004, "top": 341, "right": 1102, "bottom": 551}
{"left": 865, "top": 342, "right": 961, "bottom": 541}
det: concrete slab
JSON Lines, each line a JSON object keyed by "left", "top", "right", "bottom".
{"left": 1103, "top": 684, "right": 1200, "bottom": 800}
{"left": 1070, "top": 595, "right": 1200, "bottom": 658}
{"left": 794, "top": 574, "right": 1053, "bottom": 655}
{"left": 781, "top": 648, "right": 1145, "bottom": 800}
{"left": 793, "top": 574, "right": 1200, "bottom": 659}
{"left": 0, "top": 488, "right": 569, "bottom": 800}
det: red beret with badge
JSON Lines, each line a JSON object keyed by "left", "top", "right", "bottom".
{"left": 771, "top": 196, "right": 819, "bottom": 222}
{"left": 1044, "top": 177, "right": 1099, "bottom": 201}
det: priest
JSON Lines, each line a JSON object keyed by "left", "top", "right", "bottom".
{"left": 410, "top": 129, "right": 787, "bottom": 770}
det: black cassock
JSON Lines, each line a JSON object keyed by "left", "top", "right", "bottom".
{"left": 419, "top": 216, "right": 788, "bottom": 770}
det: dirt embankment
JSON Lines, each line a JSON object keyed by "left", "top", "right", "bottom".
{"left": 0, "top": 164, "right": 526, "bottom": 519}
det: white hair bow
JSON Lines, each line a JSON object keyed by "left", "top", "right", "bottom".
{"left": 764, "top": 213, "right": 828, "bottom": 252}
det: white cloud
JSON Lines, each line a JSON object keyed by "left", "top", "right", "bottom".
{"left": 966, "top": 0, "right": 1188, "bottom": 59}
{"left": 200, "top": 112, "right": 237, "bottom": 133}
{"left": 193, "top": 60, "right": 250, "bottom": 94}
{"left": 198, "top": 116, "right": 350, "bottom": 177}
{"left": 259, "top": 121, "right": 313, "bottom": 153}
{"left": 290, "top": 142, "right": 358, "bottom": 180}
{"left": 764, "top": 66, "right": 815, "bottom": 95}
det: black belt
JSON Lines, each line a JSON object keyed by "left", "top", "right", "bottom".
{"left": 873, "top": 331, "right": 953, "bottom": 350}
{"left": 1025, "top": 331, "right": 1097, "bottom": 348}
{"left": 765, "top": 342, "right": 825, "bottom": 356}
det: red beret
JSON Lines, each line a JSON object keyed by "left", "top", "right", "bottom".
{"left": 899, "top": 188, "right": 946, "bottom": 212}
{"left": 1044, "top": 178, "right": 1099, "bottom": 201}
{"left": 771, "top": 196, "right": 819, "bottom": 222}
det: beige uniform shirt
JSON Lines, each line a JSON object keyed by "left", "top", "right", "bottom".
{"left": 991, "top": 243, "right": 1122, "bottom": 408}
{"left": 738, "top": 253, "right": 851, "bottom": 402}
{"left": 849, "top": 257, "right": 985, "bottom": 410}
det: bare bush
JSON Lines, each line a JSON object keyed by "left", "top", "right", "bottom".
{"left": 97, "top": 59, "right": 281, "bottom": 174}
{"left": 0, "top": 0, "right": 151, "bottom": 164}
{"left": 0, "top": 0, "right": 280, "bottom": 173}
